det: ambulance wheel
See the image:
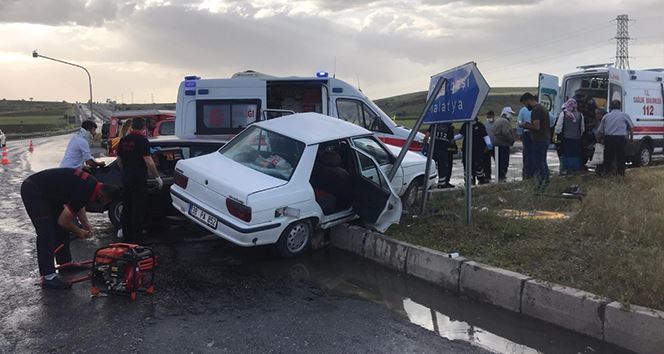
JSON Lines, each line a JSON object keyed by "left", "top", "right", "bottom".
{"left": 109, "top": 200, "right": 123, "bottom": 229}
{"left": 634, "top": 143, "right": 652, "bottom": 167}
{"left": 276, "top": 220, "right": 312, "bottom": 258}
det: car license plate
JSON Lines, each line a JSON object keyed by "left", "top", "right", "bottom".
{"left": 189, "top": 204, "right": 218, "bottom": 229}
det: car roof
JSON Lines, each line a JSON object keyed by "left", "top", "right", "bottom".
{"left": 254, "top": 113, "right": 370, "bottom": 145}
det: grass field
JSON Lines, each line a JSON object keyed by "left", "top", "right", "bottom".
{"left": 386, "top": 169, "right": 664, "bottom": 311}
{"left": 0, "top": 100, "right": 75, "bottom": 135}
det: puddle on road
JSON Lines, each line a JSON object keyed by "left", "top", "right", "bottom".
{"left": 253, "top": 250, "right": 630, "bottom": 354}
{"left": 25, "top": 137, "right": 71, "bottom": 173}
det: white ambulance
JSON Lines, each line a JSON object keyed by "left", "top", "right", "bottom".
{"left": 538, "top": 65, "right": 664, "bottom": 166}
{"left": 174, "top": 71, "right": 425, "bottom": 151}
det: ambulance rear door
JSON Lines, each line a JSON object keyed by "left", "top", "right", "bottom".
{"left": 538, "top": 73, "right": 561, "bottom": 121}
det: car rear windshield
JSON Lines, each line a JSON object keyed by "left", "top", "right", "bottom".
{"left": 159, "top": 121, "right": 175, "bottom": 135}
{"left": 219, "top": 126, "right": 305, "bottom": 181}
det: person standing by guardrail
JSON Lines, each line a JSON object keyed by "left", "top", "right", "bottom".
{"left": 597, "top": 100, "right": 633, "bottom": 176}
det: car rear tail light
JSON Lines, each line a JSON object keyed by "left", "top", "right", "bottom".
{"left": 409, "top": 140, "right": 423, "bottom": 151}
{"left": 174, "top": 169, "right": 188, "bottom": 189}
{"left": 226, "top": 198, "right": 252, "bottom": 222}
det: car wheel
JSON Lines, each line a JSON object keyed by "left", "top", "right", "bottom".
{"left": 635, "top": 143, "right": 652, "bottom": 167}
{"left": 401, "top": 178, "right": 422, "bottom": 211}
{"left": 276, "top": 220, "right": 312, "bottom": 258}
{"left": 108, "top": 200, "right": 123, "bottom": 229}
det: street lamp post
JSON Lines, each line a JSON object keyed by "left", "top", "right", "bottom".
{"left": 32, "top": 50, "right": 94, "bottom": 121}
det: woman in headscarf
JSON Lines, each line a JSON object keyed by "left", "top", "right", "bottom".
{"left": 555, "top": 98, "right": 585, "bottom": 174}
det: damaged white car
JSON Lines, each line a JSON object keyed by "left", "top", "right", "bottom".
{"left": 170, "top": 113, "right": 437, "bottom": 257}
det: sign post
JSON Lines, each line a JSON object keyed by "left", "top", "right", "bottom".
{"left": 390, "top": 62, "right": 490, "bottom": 224}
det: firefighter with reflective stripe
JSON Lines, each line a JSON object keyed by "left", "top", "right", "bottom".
{"left": 20, "top": 168, "right": 120, "bottom": 289}
{"left": 116, "top": 118, "right": 162, "bottom": 243}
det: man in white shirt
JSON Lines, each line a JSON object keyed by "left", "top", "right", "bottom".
{"left": 59, "top": 120, "right": 105, "bottom": 169}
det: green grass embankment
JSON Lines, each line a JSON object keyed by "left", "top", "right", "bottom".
{"left": 0, "top": 100, "right": 76, "bottom": 136}
{"left": 387, "top": 169, "right": 664, "bottom": 311}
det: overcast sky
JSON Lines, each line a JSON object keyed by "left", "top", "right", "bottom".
{"left": 0, "top": 0, "right": 662, "bottom": 103}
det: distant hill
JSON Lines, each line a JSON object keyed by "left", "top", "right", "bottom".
{"left": 113, "top": 103, "right": 176, "bottom": 111}
{"left": 0, "top": 99, "right": 75, "bottom": 135}
{"left": 374, "top": 87, "right": 537, "bottom": 125}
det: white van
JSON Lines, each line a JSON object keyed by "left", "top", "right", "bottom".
{"left": 174, "top": 71, "right": 425, "bottom": 151}
{"left": 539, "top": 65, "right": 664, "bottom": 166}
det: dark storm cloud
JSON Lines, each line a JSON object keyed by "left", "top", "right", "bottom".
{"left": 100, "top": 0, "right": 661, "bottom": 78}
{"left": 0, "top": 0, "right": 132, "bottom": 26}
{"left": 421, "top": 0, "right": 542, "bottom": 5}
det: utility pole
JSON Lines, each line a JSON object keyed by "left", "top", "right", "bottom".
{"left": 614, "top": 14, "right": 631, "bottom": 69}
{"left": 32, "top": 50, "right": 94, "bottom": 120}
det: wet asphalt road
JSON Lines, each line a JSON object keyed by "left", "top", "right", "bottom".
{"left": 0, "top": 135, "right": 632, "bottom": 353}
{"left": 0, "top": 135, "right": 487, "bottom": 354}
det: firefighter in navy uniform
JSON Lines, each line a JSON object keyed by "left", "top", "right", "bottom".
{"left": 423, "top": 123, "right": 456, "bottom": 188}
{"left": 21, "top": 168, "right": 120, "bottom": 289}
{"left": 116, "top": 118, "right": 162, "bottom": 243}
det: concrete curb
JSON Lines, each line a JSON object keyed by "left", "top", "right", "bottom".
{"left": 521, "top": 279, "right": 608, "bottom": 339}
{"left": 459, "top": 261, "right": 531, "bottom": 313}
{"left": 362, "top": 232, "right": 410, "bottom": 272}
{"left": 406, "top": 245, "right": 464, "bottom": 292}
{"left": 328, "top": 224, "right": 664, "bottom": 354}
{"left": 604, "top": 301, "right": 664, "bottom": 354}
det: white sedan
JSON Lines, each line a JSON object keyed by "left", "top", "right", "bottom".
{"left": 170, "top": 113, "right": 437, "bottom": 257}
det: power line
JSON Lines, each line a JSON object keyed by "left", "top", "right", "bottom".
{"left": 486, "top": 41, "right": 613, "bottom": 81}
{"left": 483, "top": 40, "right": 612, "bottom": 76}
{"left": 475, "top": 21, "right": 613, "bottom": 66}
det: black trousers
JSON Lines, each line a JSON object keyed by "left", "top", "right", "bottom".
{"left": 603, "top": 135, "right": 627, "bottom": 176}
{"left": 21, "top": 179, "right": 71, "bottom": 276}
{"left": 122, "top": 182, "right": 148, "bottom": 242}
{"left": 432, "top": 146, "right": 449, "bottom": 183}
{"left": 445, "top": 151, "right": 454, "bottom": 183}
{"left": 497, "top": 146, "right": 510, "bottom": 180}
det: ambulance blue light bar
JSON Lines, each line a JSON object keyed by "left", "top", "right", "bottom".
{"left": 316, "top": 71, "right": 329, "bottom": 78}
{"left": 184, "top": 75, "right": 200, "bottom": 80}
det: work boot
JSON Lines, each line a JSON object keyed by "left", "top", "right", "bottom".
{"left": 42, "top": 276, "right": 72, "bottom": 290}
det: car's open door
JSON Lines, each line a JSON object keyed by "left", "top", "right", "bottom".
{"left": 538, "top": 73, "right": 561, "bottom": 122}
{"left": 351, "top": 147, "right": 402, "bottom": 232}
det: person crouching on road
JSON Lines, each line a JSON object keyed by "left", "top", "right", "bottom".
{"left": 492, "top": 107, "right": 517, "bottom": 182}
{"left": 21, "top": 168, "right": 120, "bottom": 289}
{"left": 116, "top": 118, "right": 162, "bottom": 243}
{"left": 597, "top": 100, "right": 633, "bottom": 176}
{"left": 555, "top": 98, "right": 585, "bottom": 175}
{"left": 60, "top": 120, "right": 106, "bottom": 169}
